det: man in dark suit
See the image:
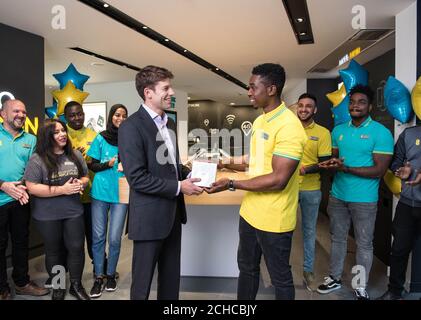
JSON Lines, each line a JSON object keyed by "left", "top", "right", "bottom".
{"left": 119, "top": 65, "right": 203, "bottom": 300}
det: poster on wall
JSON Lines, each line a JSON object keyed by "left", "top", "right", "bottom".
{"left": 83, "top": 102, "right": 107, "bottom": 133}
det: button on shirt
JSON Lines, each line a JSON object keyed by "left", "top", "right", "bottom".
{"left": 331, "top": 116, "right": 394, "bottom": 203}
{"left": 142, "top": 104, "right": 181, "bottom": 195}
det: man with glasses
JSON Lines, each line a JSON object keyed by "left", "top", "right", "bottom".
{"left": 316, "top": 85, "right": 394, "bottom": 300}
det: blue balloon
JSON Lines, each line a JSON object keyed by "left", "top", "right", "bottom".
{"left": 339, "top": 60, "right": 368, "bottom": 92}
{"left": 332, "top": 95, "right": 351, "bottom": 126}
{"left": 53, "top": 63, "right": 90, "bottom": 90}
{"left": 58, "top": 114, "right": 67, "bottom": 124}
{"left": 45, "top": 103, "right": 57, "bottom": 119}
{"left": 384, "top": 76, "right": 413, "bottom": 123}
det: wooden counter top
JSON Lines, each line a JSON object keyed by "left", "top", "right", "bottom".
{"left": 119, "top": 170, "right": 249, "bottom": 205}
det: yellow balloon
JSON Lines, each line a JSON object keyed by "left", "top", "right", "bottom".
{"left": 383, "top": 169, "right": 401, "bottom": 196}
{"left": 53, "top": 81, "right": 89, "bottom": 116}
{"left": 326, "top": 83, "right": 347, "bottom": 107}
{"left": 411, "top": 76, "right": 421, "bottom": 120}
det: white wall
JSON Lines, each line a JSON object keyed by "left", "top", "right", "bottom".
{"left": 395, "top": 2, "right": 417, "bottom": 140}
{"left": 282, "top": 79, "right": 307, "bottom": 106}
{"left": 84, "top": 81, "right": 189, "bottom": 158}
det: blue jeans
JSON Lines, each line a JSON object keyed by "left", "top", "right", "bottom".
{"left": 237, "top": 216, "right": 294, "bottom": 300}
{"left": 91, "top": 199, "right": 128, "bottom": 277}
{"left": 327, "top": 196, "right": 377, "bottom": 286}
{"left": 299, "top": 190, "right": 322, "bottom": 273}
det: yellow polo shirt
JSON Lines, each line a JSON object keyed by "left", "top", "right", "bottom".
{"left": 66, "top": 125, "right": 97, "bottom": 203}
{"left": 299, "top": 122, "right": 331, "bottom": 191}
{"left": 240, "top": 103, "right": 307, "bottom": 233}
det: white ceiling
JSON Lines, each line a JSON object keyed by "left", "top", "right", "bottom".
{"left": 0, "top": 0, "right": 415, "bottom": 105}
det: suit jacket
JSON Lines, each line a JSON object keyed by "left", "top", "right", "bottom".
{"left": 118, "top": 105, "right": 190, "bottom": 241}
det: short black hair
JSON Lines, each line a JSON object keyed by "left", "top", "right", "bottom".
{"left": 251, "top": 63, "right": 286, "bottom": 97}
{"left": 349, "top": 84, "right": 374, "bottom": 105}
{"left": 64, "top": 101, "right": 83, "bottom": 115}
{"left": 298, "top": 93, "right": 317, "bottom": 105}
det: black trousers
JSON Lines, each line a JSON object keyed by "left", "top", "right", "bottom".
{"left": 389, "top": 201, "right": 421, "bottom": 295}
{"left": 237, "top": 216, "right": 294, "bottom": 300}
{"left": 0, "top": 201, "right": 30, "bottom": 291}
{"left": 130, "top": 212, "right": 182, "bottom": 300}
{"left": 34, "top": 215, "right": 85, "bottom": 283}
{"left": 83, "top": 203, "right": 93, "bottom": 260}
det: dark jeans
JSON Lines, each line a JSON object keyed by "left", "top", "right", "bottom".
{"left": 0, "top": 201, "right": 30, "bottom": 291}
{"left": 237, "top": 216, "right": 294, "bottom": 300}
{"left": 389, "top": 201, "right": 421, "bottom": 295}
{"left": 83, "top": 203, "right": 93, "bottom": 260}
{"left": 34, "top": 215, "right": 85, "bottom": 283}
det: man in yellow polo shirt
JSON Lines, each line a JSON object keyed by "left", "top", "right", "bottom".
{"left": 207, "top": 63, "right": 307, "bottom": 300}
{"left": 296, "top": 93, "right": 331, "bottom": 291}
{"left": 64, "top": 101, "right": 97, "bottom": 272}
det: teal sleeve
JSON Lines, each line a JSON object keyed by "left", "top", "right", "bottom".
{"left": 331, "top": 127, "right": 338, "bottom": 148}
{"left": 373, "top": 127, "right": 394, "bottom": 155}
{"left": 87, "top": 135, "right": 101, "bottom": 160}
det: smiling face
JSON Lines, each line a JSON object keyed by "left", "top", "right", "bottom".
{"left": 144, "top": 79, "right": 175, "bottom": 113}
{"left": 112, "top": 107, "right": 127, "bottom": 128}
{"left": 0, "top": 99, "right": 27, "bottom": 132}
{"left": 297, "top": 97, "right": 317, "bottom": 122}
{"left": 247, "top": 74, "right": 272, "bottom": 109}
{"left": 53, "top": 122, "right": 68, "bottom": 150}
{"left": 65, "top": 104, "right": 85, "bottom": 130}
{"left": 349, "top": 92, "right": 371, "bottom": 120}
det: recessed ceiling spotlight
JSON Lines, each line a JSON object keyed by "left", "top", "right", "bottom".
{"left": 91, "top": 62, "right": 104, "bottom": 67}
{"left": 230, "top": 102, "right": 235, "bottom": 106}
{"left": 142, "top": 26, "right": 148, "bottom": 29}
{"left": 103, "top": 3, "right": 109, "bottom": 8}
{"left": 216, "top": 68, "right": 219, "bottom": 71}
{"left": 188, "top": 97, "right": 191, "bottom": 100}
{"left": 164, "top": 38, "right": 169, "bottom": 42}
{"left": 296, "top": 18, "right": 304, "bottom": 23}
{"left": 183, "top": 49, "right": 188, "bottom": 53}
{"left": 300, "top": 32, "right": 307, "bottom": 36}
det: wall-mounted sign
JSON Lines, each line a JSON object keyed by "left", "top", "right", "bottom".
{"left": 226, "top": 114, "right": 236, "bottom": 125}
{"left": 241, "top": 121, "right": 252, "bottom": 136}
{"left": 204, "top": 119, "right": 209, "bottom": 127}
{"left": 0, "top": 91, "right": 15, "bottom": 106}
{"left": 339, "top": 47, "right": 361, "bottom": 66}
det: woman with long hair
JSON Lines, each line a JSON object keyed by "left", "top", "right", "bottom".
{"left": 24, "top": 119, "right": 90, "bottom": 300}
{"left": 87, "top": 104, "right": 128, "bottom": 298}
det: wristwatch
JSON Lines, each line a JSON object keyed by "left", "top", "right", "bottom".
{"left": 228, "top": 179, "right": 235, "bottom": 191}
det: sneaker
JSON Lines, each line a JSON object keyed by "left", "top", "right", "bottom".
{"left": 44, "top": 276, "right": 52, "bottom": 289}
{"left": 89, "top": 277, "right": 105, "bottom": 298}
{"left": 354, "top": 287, "right": 370, "bottom": 300}
{"left": 317, "top": 276, "right": 342, "bottom": 294}
{"left": 105, "top": 275, "right": 117, "bottom": 292}
{"left": 303, "top": 271, "right": 317, "bottom": 292}
{"left": 376, "top": 290, "right": 402, "bottom": 300}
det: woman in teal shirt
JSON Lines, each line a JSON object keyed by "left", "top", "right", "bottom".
{"left": 87, "top": 104, "right": 128, "bottom": 298}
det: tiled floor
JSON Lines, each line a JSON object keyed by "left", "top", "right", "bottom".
{"left": 6, "top": 211, "right": 421, "bottom": 300}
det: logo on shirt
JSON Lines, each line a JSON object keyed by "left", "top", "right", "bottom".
{"left": 416, "top": 139, "right": 420, "bottom": 146}
{"left": 309, "top": 136, "right": 319, "bottom": 141}
{"left": 360, "top": 135, "right": 369, "bottom": 139}
{"left": 0, "top": 140, "right": 2, "bottom": 147}
{"left": 22, "top": 143, "right": 31, "bottom": 149}
{"left": 261, "top": 132, "right": 269, "bottom": 140}
{"left": 339, "top": 134, "right": 344, "bottom": 141}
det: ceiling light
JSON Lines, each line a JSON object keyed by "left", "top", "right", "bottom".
{"left": 142, "top": 26, "right": 148, "bottom": 29}
{"left": 183, "top": 49, "right": 188, "bottom": 53}
{"left": 296, "top": 18, "right": 304, "bottom": 23}
{"left": 216, "top": 68, "right": 219, "bottom": 71}
{"left": 90, "top": 62, "right": 104, "bottom": 66}
{"left": 188, "top": 97, "right": 191, "bottom": 100}
{"left": 300, "top": 32, "right": 307, "bottom": 36}
{"left": 164, "top": 38, "right": 169, "bottom": 42}
{"left": 103, "top": 3, "right": 109, "bottom": 8}
{"left": 230, "top": 102, "right": 235, "bottom": 106}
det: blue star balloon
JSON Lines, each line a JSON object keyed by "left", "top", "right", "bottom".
{"left": 53, "top": 63, "right": 90, "bottom": 90}
{"left": 339, "top": 59, "right": 368, "bottom": 92}
{"left": 384, "top": 76, "right": 413, "bottom": 123}
{"left": 332, "top": 95, "right": 351, "bottom": 126}
{"left": 45, "top": 102, "right": 58, "bottom": 119}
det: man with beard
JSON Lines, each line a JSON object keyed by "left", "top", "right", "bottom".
{"left": 316, "top": 85, "right": 394, "bottom": 300}
{"left": 0, "top": 99, "right": 49, "bottom": 299}
{"left": 296, "top": 93, "right": 331, "bottom": 291}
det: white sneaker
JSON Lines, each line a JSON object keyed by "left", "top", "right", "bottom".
{"left": 317, "top": 276, "right": 342, "bottom": 294}
{"left": 354, "top": 287, "right": 370, "bottom": 300}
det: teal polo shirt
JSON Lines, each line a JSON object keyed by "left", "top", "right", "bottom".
{"left": 87, "top": 134, "right": 124, "bottom": 203}
{"left": 0, "top": 124, "right": 36, "bottom": 206}
{"left": 331, "top": 116, "right": 394, "bottom": 203}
